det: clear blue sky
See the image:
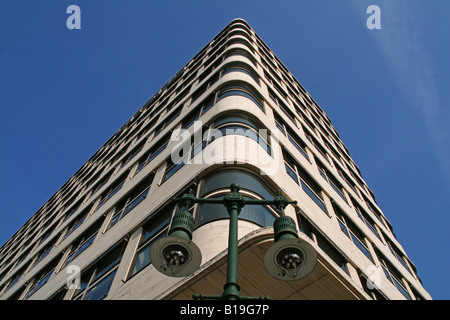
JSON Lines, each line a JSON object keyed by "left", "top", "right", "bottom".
{"left": 0, "top": 0, "right": 448, "bottom": 299}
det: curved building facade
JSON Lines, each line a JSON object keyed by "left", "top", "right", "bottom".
{"left": 0, "top": 19, "right": 431, "bottom": 300}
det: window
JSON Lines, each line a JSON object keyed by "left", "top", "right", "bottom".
{"left": 162, "top": 124, "right": 213, "bottom": 184}
{"left": 376, "top": 249, "right": 411, "bottom": 300}
{"left": 162, "top": 154, "right": 188, "bottom": 183}
{"left": 316, "top": 158, "right": 347, "bottom": 203}
{"left": 15, "top": 247, "right": 30, "bottom": 267}
{"left": 283, "top": 149, "right": 327, "bottom": 213}
{"left": 72, "top": 242, "right": 125, "bottom": 300}
{"left": 129, "top": 210, "right": 172, "bottom": 278}
{"left": 287, "top": 129, "right": 309, "bottom": 160}
{"left": 182, "top": 94, "right": 215, "bottom": 130}
{"left": 262, "top": 59, "right": 281, "bottom": 82}
{"left": 24, "top": 254, "right": 62, "bottom": 300}
{"left": 61, "top": 218, "right": 104, "bottom": 270}
{"left": 274, "top": 113, "right": 308, "bottom": 160}
{"left": 133, "top": 136, "right": 169, "bottom": 177}
{"left": 108, "top": 142, "right": 131, "bottom": 167}
{"left": 171, "top": 113, "right": 279, "bottom": 185}
{"left": 2, "top": 263, "right": 29, "bottom": 294}
{"left": 120, "top": 141, "right": 145, "bottom": 169}
{"left": 135, "top": 115, "right": 158, "bottom": 141}
{"left": 197, "top": 169, "right": 277, "bottom": 228}
{"left": 220, "top": 63, "right": 260, "bottom": 85}
{"left": 304, "top": 130, "right": 329, "bottom": 164}
{"left": 165, "top": 85, "right": 191, "bottom": 113}
{"left": 106, "top": 172, "right": 155, "bottom": 231}
{"left": 203, "top": 45, "right": 225, "bottom": 72}
{"left": 226, "top": 38, "right": 255, "bottom": 54}
{"left": 228, "top": 29, "right": 254, "bottom": 44}
{"left": 216, "top": 84, "right": 264, "bottom": 112}
{"left": 386, "top": 239, "right": 411, "bottom": 273}
{"left": 210, "top": 113, "right": 271, "bottom": 156}
{"left": 63, "top": 198, "right": 83, "bottom": 222}
{"left": 31, "top": 235, "right": 60, "bottom": 269}
{"left": 352, "top": 201, "right": 380, "bottom": 240}
{"left": 191, "top": 74, "right": 219, "bottom": 104}
{"left": 297, "top": 211, "right": 349, "bottom": 275}
{"left": 338, "top": 169, "right": 359, "bottom": 196}
{"left": 182, "top": 109, "right": 200, "bottom": 131}
{"left": 334, "top": 203, "right": 374, "bottom": 263}
{"left": 228, "top": 22, "right": 252, "bottom": 37}
{"left": 274, "top": 113, "right": 286, "bottom": 136}
{"left": 362, "top": 194, "right": 386, "bottom": 228}
{"left": 89, "top": 169, "right": 114, "bottom": 199}
{"left": 198, "top": 195, "right": 276, "bottom": 228}
{"left": 337, "top": 217, "right": 372, "bottom": 261}
{"left": 269, "top": 88, "right": 296, "bottom": 126}
{"left": 153, "top": 106, "right": 182, "bottom": 138}
{"left": 224, "top": 48, "right": 257, "bottom": 66}
{"left": 358, "top": 272, "right": 387, "bottom": 300}
{"left": 47, "top": 286, "right": 68, "bottom": 300}
{"left": 62, "top": 210, "right": 88, "bottom": 241}
{"left": 95, "top": 171, "right": 129, "bottom": 211}
{"left": 199, "top": 95, "right": 215, "bottom": 116}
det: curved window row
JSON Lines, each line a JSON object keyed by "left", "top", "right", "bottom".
{"left": 227, "top": 30, "right": 254, "bottom": 45}
{"left": 161, "top": 111, "right": 271, "bottom": 183}
{"left": 203, "top": 32, "right": 256, "bottom": 76}
{"left": 211, "top": 20, "right": 253, "bottom": 48}
{"left": 210, "top": 114, "right": 271, "bottom": 155}
{"left": 226, "top": 38, "right": 255, "bottom": 55}
{"left": 193, "top": 61, "right": 260, "bottom": 108}
{"left": 224, "top": 48, "right": 257, "bottom": 66}
{"left": 190, "top": 51, "right": 264, "bottom": 106}
{"left": 197, "top": 169, "right": 277, "bottom": 228}
{"left": 190, "top": 79, "right": 266, "bottom": 130}
{"left": 221, "top": 62, "right": 260, "bottom": 85}
{"left": 216, "top": 84, "right": 264, "bottom": 111}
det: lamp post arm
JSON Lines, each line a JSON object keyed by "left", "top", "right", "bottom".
{"left": 174, "top": 190, "right": 297, "bottom": 209}
{"left": 173, "top": 196, "right": 225, "bottom": 205}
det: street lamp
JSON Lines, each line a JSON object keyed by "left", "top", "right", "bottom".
{"left": 150, "top": 208, "right": 202, "bottom": 277}
{"left": 263, "top": 211, "right": 317, "bottom": 281}
{"left": 150, "top": 182, "right": 317, "bottom": 299}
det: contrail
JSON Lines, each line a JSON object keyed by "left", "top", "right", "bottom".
{"left": 350, "top": 0, "right": 450, "bottom": 189}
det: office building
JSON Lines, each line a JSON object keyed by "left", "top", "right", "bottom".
{"left": 0, "top": 19, "right": 431, "bottom": 300}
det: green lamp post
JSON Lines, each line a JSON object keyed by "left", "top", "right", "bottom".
{"left": 150, "top": 183, "right": 317, "bottom": 300}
